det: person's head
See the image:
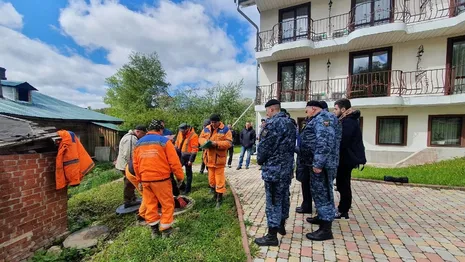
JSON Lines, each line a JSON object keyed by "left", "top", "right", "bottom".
{"left": 148, "top": 120, "right": 164, "bottom": 132}
{"left": 334, "top": 98, "right": 351, "bottom": 117}
{"left": 319, "top": 101, "right": 328, "bottom": 111}
{"left": 134, "top": 125, "right": 147, "bottom": 139}
{"left": 264, "top": 99, "right": 281, "bottom": 118}
{"left": 178, "top": 123, "right": 190, "bottom": 135}
{"left": 261, "top": 118, "right": 266, "bottom": 127}
{"left": 209, "top": 114, "right": 221, "bottom": 129}
{"left": 160, "top": 120, "right": 166, "bottom": 128}
{"left": 227, "top": 124, "right": 232, "bottom": 129}
{"left": 203, "top": 119, "right": 211, "bottom": 128}
{"left": 306, "top": 100, "right": 322, "bottom": 117}
{"left": 245, "top": 122, "right": 251, "bottom": 129}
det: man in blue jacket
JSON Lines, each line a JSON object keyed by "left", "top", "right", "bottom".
{"left": 333, "top": 99, "right": 366, "bottom": 220}
{"left": 237, "top": 122, "right": 256, "bottom": 170}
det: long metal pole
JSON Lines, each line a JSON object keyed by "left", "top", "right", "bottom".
{"left": 232, "top": 100, "right": 255, "bottom": 127}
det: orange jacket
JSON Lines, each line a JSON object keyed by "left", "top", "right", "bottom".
{"left": 133, "top": 131, "right": 184, "bottom": 183}
{"left": 55, "top": 130, "right": 95, "bottom": 190}
{"left": 174, "top": 128, "right": 199, "bottom": 163}
{"left": 199, "top": 122, "right": 233, "bottom": 168}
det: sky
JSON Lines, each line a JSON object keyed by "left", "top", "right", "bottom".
{"left": 0, "top": 0, "right": 259, "bottom": 108}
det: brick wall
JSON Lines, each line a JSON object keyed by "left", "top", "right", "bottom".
{"left": 0, "top": 152, "right": 68, "bottom": 262}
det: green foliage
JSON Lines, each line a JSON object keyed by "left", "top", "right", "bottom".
{"left": 92, "top": 173, "right": 246, "bottom": 262}
{"left": 103, "top": 52, "right": 254, "bottom": 134}
{"left": 30, "top": 248, "right": 92, "bottom": 262}
{"left": 104, "top": 52, "right": 170, "bottom": 119}
{"left": 353, "top": 157, "right": 465, "bottom": 186}
{"left": 68, "top": 162, "right": 120, "bottom": 197}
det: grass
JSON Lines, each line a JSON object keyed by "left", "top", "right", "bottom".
{"left": 353, "top": 157, "right": 465, "bottom": 187}
{"left": 33, "top": 170, "right": 246, "bottom": 262}
{"left": 194, "top": 145, "right": 242, "bottom": 165}
{"left": 92, "top": 173, "right": 246, "bottom": 262}
{"left": 68, "top": 162, "right": 121, "bottom": 197}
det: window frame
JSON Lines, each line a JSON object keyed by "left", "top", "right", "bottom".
{"left": 350, "top": 0, "right": 394, "bottom": 29}
{"left": 375, "top": 116, "right": 408, "bottom": 146}
{"left": 446, "top": 35, "right": 465, "bottom": 95}
{"left": 278, "top": 2, "right": 311, "bottom": 43}
{"left": 427, "top": 115, "right": 465, "bottom": 147}
{"left": 277, "top": 59, "right": 310, "bottom": 102}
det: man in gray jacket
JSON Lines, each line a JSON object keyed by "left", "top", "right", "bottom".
{"left": 115, "top": 125, "right": 146, "bottom": 208}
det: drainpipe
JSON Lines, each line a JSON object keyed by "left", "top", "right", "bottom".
{"left": 235, "top": 1, "right": 260, "bottom": 129}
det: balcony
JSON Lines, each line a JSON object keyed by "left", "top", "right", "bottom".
{"left": 255, "top": 66, "right": 465, "bottom": 105}
{"left": 257, "top": 0, "right": 465, "bottom": 52}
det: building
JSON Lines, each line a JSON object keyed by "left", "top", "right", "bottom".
{"left": 0, "top": 115, "right": 68, "bottom": 262}
{"left": 0, "top": 67, "right": 124, "bottom": 161}
{"left": 239, "top": 0, "right": 465, "bottom": 166}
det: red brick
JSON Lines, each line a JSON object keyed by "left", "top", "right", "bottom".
{"left": 1, "top": 155, "right": 20, "bottom": 160}
{"left": 4, "top": 165, "right": 18, "bottom": 172}
{"left": 3, "top": 160, "right": 18, "bottom": 165}
{"left": 20, "top": 154, "right": 39, "bottom": 160}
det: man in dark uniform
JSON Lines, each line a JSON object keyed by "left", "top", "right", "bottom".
{"left": 303, "top": 101, "right": 341, "bottom": 241}
{"left": 254, "top": 99, "right": 296, "bottom": 246}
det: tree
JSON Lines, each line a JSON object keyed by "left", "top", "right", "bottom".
{"left": 104, "top": 52, "right": 169, "bottom": 119}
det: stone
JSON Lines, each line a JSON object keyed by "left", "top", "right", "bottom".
{"left": 63, "top": 225, "right": 109, "bottom": 249}
{"left": 46, "top": 246, "right": 62, "bottom": 256}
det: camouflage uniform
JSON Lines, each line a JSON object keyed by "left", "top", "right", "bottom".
{"left": 305, "top": 110, "right": 341, "bottom": 222}
{"left": 257, "top": 112, "right": 296, "bottom": 228}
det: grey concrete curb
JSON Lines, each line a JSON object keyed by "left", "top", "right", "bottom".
{"left": 227, "top": 179, "right": 253, "bottom": 262}
{"left": 352, "top": 177, "right": 465, "bottom": 191}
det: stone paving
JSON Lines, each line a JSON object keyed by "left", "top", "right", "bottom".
{"left": 225, "top": 164, "right": 465, "bottom": 262}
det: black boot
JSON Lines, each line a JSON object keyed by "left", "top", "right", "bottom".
{"left": 215, "top": 193, "right": 223, "bottom": 209}
{"left": 306, "top": 221, "right": 333, "bottom": 241}
{"left": 254, "top": 227, "right": 279, "bottom": 246}
{"left": 151, "top": 225, "right": 161, "bottom": 239}
{"left": 212, "top": 192, "right": 218, "bottom": 201}
{"left": 278, "top": 220, "right": 286, "bottom": 235}
{"left": 306, "top": 216, "right": 324, "bottom": 225}
{"left": 209, "top": 187, "right": 215, "bottom": 194}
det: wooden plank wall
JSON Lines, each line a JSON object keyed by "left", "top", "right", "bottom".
{"left": 88, "top": 124, "right": 123, "bottom": 161}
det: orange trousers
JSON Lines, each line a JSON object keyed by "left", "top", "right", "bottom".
{"left": 142, "top": 180, "right": 175, "bottom": 231}
{"left": 208, "top": 167, "right": 226, "bottom": 194}
{"left": 125, "top": 173, "right": 147, "bottom": 218}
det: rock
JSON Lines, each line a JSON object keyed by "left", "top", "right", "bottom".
{"left": 47, "top": 246, "right": 62, "bottom": 256}
{"left": 63, "top": 225, "right": 109, "bottom": 249}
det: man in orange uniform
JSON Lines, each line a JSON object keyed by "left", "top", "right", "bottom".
{"left": 124, "top": 160, "right": 147, "bottom": 224}
{"left": 133, "top": 120, "right": 184, "bottom": 238}
{"left": 199, "top": 114, "right": 233, "bottom": 208}
{"left": 174, "top": 123, "right": 199, "bottom": 195}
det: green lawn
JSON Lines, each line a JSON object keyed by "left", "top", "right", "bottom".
{"left": 68, "top": 162, "right": 121, "bottom": 197}
{"left": 33, "top": 172, "right": 246, "bottom": 262}
{"left": 194, "top": 145, "right": 242, "bottom": 165}
{"left": 353, "top": 157, "right": 465, "bottom": 187}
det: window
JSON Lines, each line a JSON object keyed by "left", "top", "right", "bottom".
{"left": 279, "top": 3, "right": 310, "bottom": 43}
{"left": 447, "top": 36, "right": 465, "bottom": 94}
{"left": 352, "top": 0, "right": 393, "bottom": 29}
{"left": 376, "top": 116, "right": 407, "bottom": 146}
{"left": 278, "top": 59, "right": 309, "bottom": 102}
{"left": 429, "top": 115, "right": 465, "bottom": 147}
{"left": 456, "top": 0, "right": 465, "bottom": 16}
{"left": 349, "top": 47, "right": 392, "bottom": 98}
{"left": 17, "top": 89, "right": 30, "bottom": 102}
{"left": 99, "top": 136, "right": 105, "bottom": 146}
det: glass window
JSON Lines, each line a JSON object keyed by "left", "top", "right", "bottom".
{"left": 451, "top": 39, "right": 465, "bottom": 94}
{"left": 430, "top": 116, "right": 463, "bottom": 146}
{"left": 278, "top": 60, "right": 308, "bottom": 102}
{"left": 377, "top": 117, "right": 407, "bottom": 145}
{"left": 353, "top": 0, "right": 391, "bottom": 28}
{"left": 279, "top": 4, "right": 310, "bottom": 42}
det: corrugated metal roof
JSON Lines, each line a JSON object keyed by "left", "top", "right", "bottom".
{"left": 0, "top": 90, "right": 123, "bottom": 123}
{"left": 1, "top": 81, "right": 37, "bottom": 91}
{"left": 92, "top": 122, "right": 124, "bottom": 131}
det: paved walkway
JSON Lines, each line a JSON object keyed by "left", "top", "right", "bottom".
{"left": 225, "top": 164, "right": 465, "bottom": 262}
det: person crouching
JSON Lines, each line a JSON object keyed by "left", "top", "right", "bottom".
{"left": 133, "top": 119, "right": 184, "bottom": 238}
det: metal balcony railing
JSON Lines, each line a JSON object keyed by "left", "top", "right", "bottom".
{"left": 255, "top": 66, "right": 465, "bottom": 105}
{"left": 256, "top": 0, "right": 464, "bottom": 52}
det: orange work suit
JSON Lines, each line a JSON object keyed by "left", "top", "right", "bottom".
{"left": 55, "top": 130, "right": 95, "bottom": 190}
{"left": 199, "top": 122, "right": 233, "bottom": 194}
{"left": 125, "top": 163, "right": 146, "bottom": 219}
{"left": 174, "top": 127, "right": 199, "bottom": 163}
{"left": 133, "top": 131, "right": 184, "bottom": 231}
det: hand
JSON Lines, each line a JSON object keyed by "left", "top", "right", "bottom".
{"left": 177, "top": 180, "right": 184, "bottom": 188}
{"left": 187, "top": 161, "right": 192, "bottom": 166}
{"left": 138, "top": 183, "right": 143, "bottom": 192}
{"left": 211, "top": 141, "right": 217, "bottom": 147}
{"left": 313, "top": 167, "right": 322, "bottom": 174}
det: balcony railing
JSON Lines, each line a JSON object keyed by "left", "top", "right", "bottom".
{"left": 257, "top": 0, "right": 464, "bottom": 52}
{"left": 255, "top": 66, "right": 465, "bottom": 105}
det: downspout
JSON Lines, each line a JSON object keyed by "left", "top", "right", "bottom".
{"left": 236, "top": 1, "right": 260, "bottom": 130}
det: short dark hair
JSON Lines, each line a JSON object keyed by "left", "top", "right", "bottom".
{"left": 210, "top": 114, "right": 221, "bottom": 122}
{"left": 334, "top": 98, "right": 351, "bottom": 110}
